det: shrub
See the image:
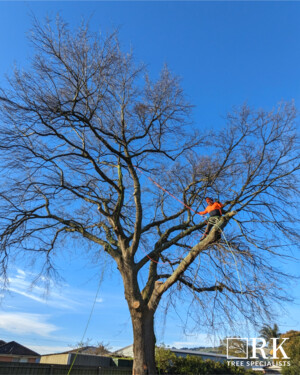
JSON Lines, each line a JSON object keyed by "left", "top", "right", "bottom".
{"left": 155, "top": 347, "right": 258, "bottom": 374}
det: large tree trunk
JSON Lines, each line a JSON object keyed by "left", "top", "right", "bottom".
{"left": 131, "top": 308, "right": 156, "bottom": 375}
{"left": 119, "top": 260, "right": 158, "bottom": 375}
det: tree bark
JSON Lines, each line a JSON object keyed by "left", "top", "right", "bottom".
{"left": 119, "top": 260, "right": 157, "bottom": 375}
{"left": 131, "top": 307, "right": 156, "bottom": 375}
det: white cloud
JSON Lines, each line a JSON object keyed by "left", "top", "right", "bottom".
{"left": 8, "top": 287, "right": 50, "bottom": 305}
{"left": 0, "top": 312, "right": 58, "bottom": 337}
{"left": 16, "top": 269, "right": 26, "bottom": 278}
{"left": 5, "top": 270, "right": 82, "bottom": 310}
{"left": 1, "top": 268, "right": 114, "bottom": 316}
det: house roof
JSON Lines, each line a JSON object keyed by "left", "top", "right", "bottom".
{"left": 41, "top": 346, "right": 107, "bottom": 356}
{"left": 0, "top": 341, "right": 39, "bottom": 357}
{"left": 113, "top": 344, "right": 132, "bottom": 352}
{"left": 113, "top": 345, "right": 227, "bottom": 359}
{"left": 113, "top": 344, "right": 133, "bottom": 356}
{"left": 170, "top": 348, "right": 227, "bottom": 358}
{"left": 60, "top": 346, "right": 97, "bottom": 354}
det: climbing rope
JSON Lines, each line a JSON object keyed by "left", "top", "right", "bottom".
{"left": 218, "top": 227, "right": 244, "bottom": 295}
{"left": 66, "top": 262, "right": 106, "bottom": 375}
{"left": 65, "top": 164, "right": 242, "bottom": 375}
{"left": 140, "top": 245, "right": 171, "bottom": 265}
{"left": 134, "top": 165, "right": 244, "bottom": 294}
{"left": 133, "top": 165, "right": 198, "bottom": 213}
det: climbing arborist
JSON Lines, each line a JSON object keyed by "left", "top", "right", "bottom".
{"left": 198, "top": 197, "right": 224, "bottom": 241}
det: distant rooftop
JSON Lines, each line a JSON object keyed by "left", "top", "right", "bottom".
{"left": 170, "top": 348, "right": 227, "bottom": 358}
{"left": 0, "top": 341, "right": 39, "bottom": 357}
{"left": 113, "top": 345, "right": 228, "bottom": 359}
{"left": 42, "top": 346, "right": 111, "bottom": 356}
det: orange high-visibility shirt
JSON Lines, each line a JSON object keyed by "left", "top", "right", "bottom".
{"left": 199, "top": 202, "right": 223, "bottom": 216}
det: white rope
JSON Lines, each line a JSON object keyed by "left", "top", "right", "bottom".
{"left": 204, "top": 215, "right": 244, "bottom": 295}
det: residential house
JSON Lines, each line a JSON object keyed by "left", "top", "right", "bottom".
{"left": 39, "top": 350, "right": 111, "bottom": 367}
{"left": 114, "top": 345, "right": 265, "bottom": 372}
{"left": 0, "top": 341, "right": 39, "bottom": 363}
{"left": 170, "top": 348, "right": 228, "bottom": 363}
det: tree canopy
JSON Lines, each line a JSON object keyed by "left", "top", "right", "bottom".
{"left": 0, "top": 16, "right": 299, "bottom": 374}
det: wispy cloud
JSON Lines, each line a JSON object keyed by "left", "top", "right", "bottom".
{"left": 0, "top": 312, "right": 58, "bottom": 337}
{"left": 8, "top": 287, "right": 51, "bottom": 305}
{"left": 15, "top": 269, "right": 26, "bottom": 278}
{"left": 4, "top": 269, "right": 89, "bottom": 310}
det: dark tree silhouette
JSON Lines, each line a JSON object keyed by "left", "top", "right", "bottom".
{"left": 0, "top": 17, "right": 299, "bottom": 375}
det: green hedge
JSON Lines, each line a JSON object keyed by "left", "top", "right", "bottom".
{"left": 155, "top": 348, "right": 258, "bottom": 375}
{"left": 281, "top": 337, "right": 300, "bottom": 375}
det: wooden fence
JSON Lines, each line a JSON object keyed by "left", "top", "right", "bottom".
{"left": 0, "top": 362, "right": 265, "bottom": 375}
{"left": 0, "top": 363, "right": 132, "bottom": 375}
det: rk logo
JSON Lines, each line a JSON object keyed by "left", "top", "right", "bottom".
{"left": 226, "top": 337, "right": 290, "bottom": 359}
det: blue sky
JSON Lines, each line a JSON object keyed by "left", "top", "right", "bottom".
{"left": 0, "top": 1, "right": 299, "bottom": 355}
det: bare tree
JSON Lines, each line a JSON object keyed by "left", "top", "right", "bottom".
{"left": 71, "top": 339, "right": 111, "bottom": 355}
{"left": 0, "top": 16, "right": 299, "bottom": 375}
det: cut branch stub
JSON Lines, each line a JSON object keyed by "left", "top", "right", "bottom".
{"left": 132, "top": 300, "right": 141, "bottom": 309}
